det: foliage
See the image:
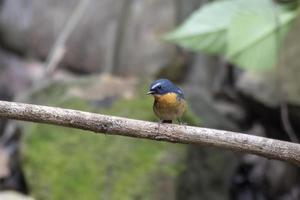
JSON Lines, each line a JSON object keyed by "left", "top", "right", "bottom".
{"left": 166, "top": 0, "right": 299, "bottom": 70}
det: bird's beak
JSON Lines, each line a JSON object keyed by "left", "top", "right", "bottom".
{"left": 147, "top": 91, "right": 154, "bottom": 95}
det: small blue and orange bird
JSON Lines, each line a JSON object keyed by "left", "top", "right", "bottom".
{"left": 148, "top": 79, "right": 187, "bottom": 123}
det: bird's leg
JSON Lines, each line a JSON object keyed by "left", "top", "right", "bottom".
{"left": 156, "top": 119, "right": 163, "bottom": 135}
{"left": 177, "top": 118, "right": 181, "bottom": 125}
{"left": 177, "top": 118, "right": 187, "bottom": 128}
{"left": 157, "top": 119, "right": 173, "bottom": 134}
{"left": 177, "top": 118, "right": 183, "bottom": 125}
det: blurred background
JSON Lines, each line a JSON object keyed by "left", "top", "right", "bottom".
{"left": 0, "top": 0, "right": 300, "bottom": 199}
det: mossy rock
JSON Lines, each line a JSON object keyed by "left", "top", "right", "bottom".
{"left": 23, "top": 79, "right": 200, "bottom": 200}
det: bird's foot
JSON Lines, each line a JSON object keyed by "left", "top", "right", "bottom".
{"left": 177, "top": 118, "right": 187, "bottom": 129}
{"left": 156, "top": 119, "right": 172, "bottom": 134}
{"left": 156, "top": 120, "right": 163, "bottom": 135}
{"left": 177, "top": 118, "right": 187, "bottom": 125}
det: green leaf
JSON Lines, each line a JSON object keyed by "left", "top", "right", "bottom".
{"left": 165, "top": 0, "right": 243, "bottom": 54}
{"left": 227, "top": 1, "right": 297, "bottom": 70}
{"left": 165, "top": 0, "right": 299, "bottom": 71}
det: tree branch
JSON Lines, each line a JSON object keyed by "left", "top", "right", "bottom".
{"left": 0, "top": 100, "right": 299, "bottom": 166}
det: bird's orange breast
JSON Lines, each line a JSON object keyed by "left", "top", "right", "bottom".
{"left": 153, "top": 92, "right": 187, "bottom": 120}
{"left": 154, "top": 93, "right": 180, "bottom": 108}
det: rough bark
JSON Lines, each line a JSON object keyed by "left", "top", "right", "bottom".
{"left": 0, "top": 100, "right": 299, "bottom": 166}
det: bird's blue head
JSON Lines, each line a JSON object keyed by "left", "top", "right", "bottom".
{"left": 148, "top": 79, "right": 184, "bottom": 98}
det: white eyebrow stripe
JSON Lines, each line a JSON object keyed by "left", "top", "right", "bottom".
{"left": 151, "top": 82, "right": 161, "bottom": 90}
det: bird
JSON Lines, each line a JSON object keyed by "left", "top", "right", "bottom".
{"left": 148, "top": 79, "right": 187, "bottom": 124}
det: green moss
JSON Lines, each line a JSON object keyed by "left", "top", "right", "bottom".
{"left": 25, "top": 123, "right": 179, "bottom": 199}
{"left": 23, "top": 80, "right": 200, "bottom": 200}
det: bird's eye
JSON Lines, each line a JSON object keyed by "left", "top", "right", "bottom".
{"left": 157, "top": 85, "right": 162, "bottom": 89}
